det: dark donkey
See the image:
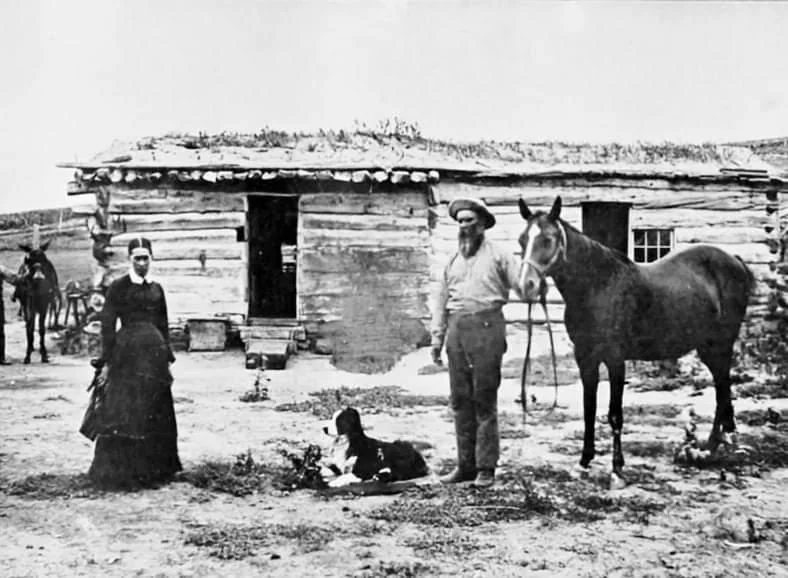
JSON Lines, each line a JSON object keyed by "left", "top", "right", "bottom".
{"left": 16, "top": 241, "right": 61, "bottom": 363}
{"left": 517, "top": 196, "right": 754, "bottom": 485}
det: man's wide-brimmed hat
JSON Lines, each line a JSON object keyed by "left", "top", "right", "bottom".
{"left": 448, "top": 197, "right": 496, "bottom": 229}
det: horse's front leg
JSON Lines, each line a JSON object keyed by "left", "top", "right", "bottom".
{"left": 38, "top": 313, "right": 48, "bottom": 363}
{"left": 24, "top": 317, "right": 34, "bottom": 364}
{"left": 579, "top": 359, "right": 600, "bottom": 468}
{"left": 606, "top": 360, "right": 627, "bottom": 487}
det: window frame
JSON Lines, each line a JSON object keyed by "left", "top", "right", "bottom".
{"left": 630, "top": 227, "right": 675, "bottom": 263}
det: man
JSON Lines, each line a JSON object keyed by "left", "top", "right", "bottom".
{"left": 430, "top": 197, "right": 523, "bottom": 488}
{"left": 0, "top": 263, "right": 21, "bottom": 365}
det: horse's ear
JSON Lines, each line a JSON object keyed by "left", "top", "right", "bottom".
{"left": 40, "top": 240, "right": 50, "bottom": 252}
{"left": 518, "top": 198, "right": 532, "bottom": 220}
{"left": 19, "top": 243, "right": 31, "bottom": 253}
{"left": 548, "top": 196, "right": 562, "bottom": 220}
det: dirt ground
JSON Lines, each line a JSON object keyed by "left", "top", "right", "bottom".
{"left": 1, "top": 319, "right": 787, "bottom": 578}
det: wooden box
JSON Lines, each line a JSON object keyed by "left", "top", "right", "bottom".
{"left": 187, "top": 318, "right": 228, "bottom": 352}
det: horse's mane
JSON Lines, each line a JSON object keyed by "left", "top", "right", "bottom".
{"left": 557, "top": 218, "right": 638, "bottom": 277}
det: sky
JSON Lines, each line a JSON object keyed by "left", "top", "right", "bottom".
{"left": 0, "top": 0, "right": 786, "bottom": 212}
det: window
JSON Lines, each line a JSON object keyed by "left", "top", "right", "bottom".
{"left": 632, "top": 229, "right": 674, "bottom": 263}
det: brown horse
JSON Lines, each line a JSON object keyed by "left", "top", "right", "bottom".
{"left": 16, "top": 241, "right": 61, "bottom": 363}
{"left": 517, "top": 196, "right": 753, "bottom": 484}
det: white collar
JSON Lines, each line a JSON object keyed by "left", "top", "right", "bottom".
{"left": 129, "top": 268, "right": 155, "bottom": 284}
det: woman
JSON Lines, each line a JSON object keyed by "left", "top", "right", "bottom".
{"left": 88, "top": 237, "right": 182, "bottom": 488}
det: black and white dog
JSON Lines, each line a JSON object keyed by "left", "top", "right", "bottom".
{"left": 320, "top": 407, "right": 429, "bottom": 487}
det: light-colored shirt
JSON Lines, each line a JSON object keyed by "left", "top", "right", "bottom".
{"left": 0, "top": 264, "right": 19, "bottom": 284}
{"left": 430, "top": 238, "right": 522, "bottom": 348}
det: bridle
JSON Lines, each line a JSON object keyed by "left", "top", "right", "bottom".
{"left": 519, "top": 219, "right": 568, "bottom": 427}
{"left": 521, "top": 219, "right": 568, "bottom": 282}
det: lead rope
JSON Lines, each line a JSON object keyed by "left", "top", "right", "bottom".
{"left": 520, "top": 302, "right": 534, "bottom": 428}
{"left": 520, "top": 282, "right": 562, "bottom": 431}
{"left": 541, "top": 283, "right": 560, "bottom": 410}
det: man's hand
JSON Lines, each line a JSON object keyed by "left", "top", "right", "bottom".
{"left": 431, "top": 346, "right": 443, "bottom": 366}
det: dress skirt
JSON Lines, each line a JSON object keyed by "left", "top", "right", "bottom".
{"left": 88, "top": 321, "right": 182, "bottom": 488}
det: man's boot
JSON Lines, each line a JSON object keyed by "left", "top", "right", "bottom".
{"left": 439, "top": 467, "right": 476, "bottom": 484}
{"left": 472, "top": 469, "right": 495, "bottom": 488}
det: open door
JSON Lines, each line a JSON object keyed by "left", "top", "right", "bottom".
{"left": 247, "top": 195, "right": 298, "bottom": 318}
{"left": 581, "top": 201, "right": 632, "bottom": 256}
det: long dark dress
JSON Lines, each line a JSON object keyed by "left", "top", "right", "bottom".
{"left": 88, "top": 274, "right": 182, "bottom": 488}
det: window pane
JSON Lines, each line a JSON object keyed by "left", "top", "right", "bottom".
{"left": 647, "top": 248, "right": 659, "bottom": 262}
{"left": 659, "top": 247, "right": 671, "bottom": 258}
{"left": 660, "top": 230, "right": 672, "bottom": 247}
{"left": 633, "top": 230, "right": 644, "bottom": 246}
{"left": 634, "top": 248, "right": 645, "bottom": 262}
{"left": 647, "top": 230, "right": 658, "bottom": 245}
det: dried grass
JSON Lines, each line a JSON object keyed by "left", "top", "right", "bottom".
{"left": 274, "top": 385, "right": 448, "bottom": 420}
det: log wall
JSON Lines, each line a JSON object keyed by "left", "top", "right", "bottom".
{"left": 98, "top": 187, "right": 247, "bottom": 325}
{"left": 297, "top": 189, "right": 433, "bottom": 370}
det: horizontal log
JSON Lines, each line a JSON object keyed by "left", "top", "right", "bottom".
{"left": 299, "top": 271, "right": 431, "bottom": 297}
{"left": 673, "top": 242, "right": 773, "bottom": 264}
{"left": 299, "top": 191, "right": 429, "bottom": 216}
{"left": 299, "top": 293, "right": 429, "bottom": 323}
{"left": 110, "top": 229, "right": 238, "bottom": 246}
{"left": 166, "top": 296, "right": 247, "bottom": 319}
{"left": 107, "top": 258, "right": 243, "bottom": 278}
{"left": 675, "top": 226, "right": 768, "bottom": 245}
{"left": 107, "top": 188, "right": 245, "bottom": 214}
{"left": 300, "top": 213, "right": 429, "bottom": 233}
{"left": 111, "top": 212, "right": 245, "bottom": 233}
{"left": 300, "top": 228, "right": 431, "bottom": 248}
{"left": 630, "top": 208, "right": 769, "bottom": 229}
{"left": 436, "top": 183, "right": 768, "bottom": 212}
{"left": 299, "top": 246, "right": 431, "bottom": 274}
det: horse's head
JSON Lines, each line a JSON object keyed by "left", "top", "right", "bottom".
{"left": 517, "top": 196, "right": 567, "bottom": 303}
{"left": 19, "top": 241, "right": 52, "bottom": 285}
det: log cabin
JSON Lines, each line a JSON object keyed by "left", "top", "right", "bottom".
{"left": 57, "top": 132, "right": 787, "bottom": 371}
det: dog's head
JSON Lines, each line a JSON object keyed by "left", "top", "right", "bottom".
{"left": 323, "top": 407, "right": 364, "bottom": 437}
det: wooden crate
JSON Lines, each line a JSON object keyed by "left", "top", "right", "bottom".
{"left": 187, "top": 318, "right": 229, "bottom": 352}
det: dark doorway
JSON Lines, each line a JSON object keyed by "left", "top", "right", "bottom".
{"left": 581, "top": 202, "right": 632, "bottom": 256}
{"left": 248, "top": 195, "right": 298, "bottom": 318}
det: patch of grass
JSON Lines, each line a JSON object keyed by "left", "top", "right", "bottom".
{"left": 400, "top": 529, "right": 489, "bottom": 558}
{"left": 184, "top": 521, "right": 347, "bottom": 560}
{"left": 179, "top": 450, "right": 293, "bottom": 496}
{"left": 736, "top": 408, "right": 785, "bottom": 427}
{"left": 625, "top": 439, "right": 675, "bottom": 459}
{"left": 368, "top": 480, "right": 558, "bottom": 528}
{"left": 735, "top": 379, "right": 788, "bottom": 400}
{"left": 629, "top": 375, "right": 699, "bottom": 393}
{"left": 624, "top": 404, "right": 684, "bottom": 421}
{"left": 274, "top": 385, "right": 448, "bottom": 419}
{"left": 498, "top": 463, "right": 574, "bottom": 485}
{"left": 0, "top": 473, "right": 106, "bottom": 500}
{"left": 353, "top": 560, "right": 438, "bottom": 578}
{"left": 674, "top": 425, "right": 788, "bottom": 474}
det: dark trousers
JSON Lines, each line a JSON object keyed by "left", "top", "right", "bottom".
{"left": 0, "top": 281, "right": 6, "bottom": 361}
{"left": 446, "top": 308, "right": 507, "bottom": 472}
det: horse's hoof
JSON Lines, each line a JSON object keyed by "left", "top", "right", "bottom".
{"left": 570, "top": 463, "right": 590, "bottom": 480}
{"left": 609, "top": 472, "right": 627, "bottom": 491}
{"left": 41, "top": 358, "right": 50, "bottom": 364}
{"left": 23, "top": 359, "right": 31, "bottom": 365}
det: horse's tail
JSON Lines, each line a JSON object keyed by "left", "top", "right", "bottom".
{"left": 734, "top": 255, "right": 756, "bottom": 301}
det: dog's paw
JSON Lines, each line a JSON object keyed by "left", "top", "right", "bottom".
{"left": 373, "top": 467, "right": 393, "bottom": 483}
